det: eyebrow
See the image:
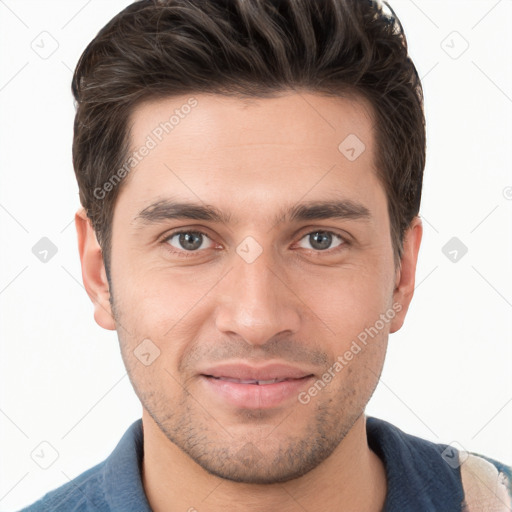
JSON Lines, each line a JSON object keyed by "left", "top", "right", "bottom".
{"left": 131, "top": 197, "right": 371, "bottom": 227}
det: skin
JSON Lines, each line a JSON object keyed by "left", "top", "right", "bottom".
{"left": 76, "top": 91, "right": 422, "bottom": 512}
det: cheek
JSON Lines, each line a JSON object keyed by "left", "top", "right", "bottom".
{"left": 301, "top": 262, "right": 395, "bottom": 339}
{"left": 112, "top": 264, "right": 218, "bottom": 367}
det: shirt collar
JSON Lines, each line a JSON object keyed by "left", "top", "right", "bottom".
{"left": 102, "top": 418, "right": 152, "bottom": 511}
{"left": 366, "top": 415, "right": 464, "bottom": 511}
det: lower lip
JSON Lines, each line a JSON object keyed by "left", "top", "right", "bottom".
{"left": 200, "top": 375, "right": 314, "bottom": 409}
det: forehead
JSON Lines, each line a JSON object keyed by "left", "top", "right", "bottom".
{"left": 116, "top": 91, "right": 384, "bottom": 225}
{"left": 128, "top": 91, "right": 375, "bottom": 156}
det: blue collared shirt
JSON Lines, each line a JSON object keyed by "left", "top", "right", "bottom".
{"left": 18, "top": 416, "right": 511, "bottom": 511}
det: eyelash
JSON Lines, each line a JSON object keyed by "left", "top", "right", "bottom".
{"left": 159, "top": 229, "right": 349, "bottom": 259}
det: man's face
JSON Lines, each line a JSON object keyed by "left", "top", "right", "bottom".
{"left": 105, "top": 92, "right": 408, "bottom": 483}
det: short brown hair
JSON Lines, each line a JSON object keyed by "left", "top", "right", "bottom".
{"left": 72, "top": 0, "right": 425, "bottom": 282}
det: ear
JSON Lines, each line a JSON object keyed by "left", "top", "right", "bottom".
{"left": 75, "top": 207, "right": 116, "bottom": 330}
{"left": 389, "top": 216, "right": 423, "bottom": 334}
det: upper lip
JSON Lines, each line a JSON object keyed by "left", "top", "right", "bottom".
{"left": 200, "top": 362, "right": 315, "bottom": 381}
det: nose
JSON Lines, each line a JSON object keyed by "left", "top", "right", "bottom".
{"left": 214, "top": 243, "right": 302, "bottom": 346}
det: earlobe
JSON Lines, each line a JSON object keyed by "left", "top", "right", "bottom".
{"left": 75, "top": 208, "right": 116, "bottom": 331}
{"left": 389, "top": 216, "right": 423, "bottom": 334}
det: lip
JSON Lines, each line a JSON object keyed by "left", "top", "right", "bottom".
{"left": 199, "top": 362, "right": 315, "bottom": 409}
{"left": 200, "top": 362, "right": 314, "bottom": 381}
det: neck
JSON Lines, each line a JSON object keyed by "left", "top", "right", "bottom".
{"left": 141, "top": 411, "right": 387, "bottom": 512}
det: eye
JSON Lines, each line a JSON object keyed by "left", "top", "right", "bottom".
{"left": 161, "top": 228, "right": 348, "bottom": 258}
{"left": 296, "top": 230, "right": 346, "bottom": 252}
{"left": 163, "top": 230, "right": 214, "bottom": 256}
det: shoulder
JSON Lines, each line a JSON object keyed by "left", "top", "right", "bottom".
{"left": 17, "top": 419, "right": 147, "bottom": 512}
{"left": 366, "top": 416, "right": 511, "bottom": 511}
{"left": 17, "top": 461, "right": 108, "bottom": 512}
{"left": 459, "top": 452, "right": 512, "bottom": 512}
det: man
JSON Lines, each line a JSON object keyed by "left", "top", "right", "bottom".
{"left": 20, "top": 0, "right": 511, "bottom": 511}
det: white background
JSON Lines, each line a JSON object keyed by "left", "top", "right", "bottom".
{"left": 1, "top": 0, "right": 511, "bottom": 510}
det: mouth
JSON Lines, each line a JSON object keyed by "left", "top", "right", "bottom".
{"left": 200, "top": 362, "right": 315, "bottom": 381}
{"left": 198, "top": 363, "right": 316, "bottom": 409}
{"left": 204, "top": 375, "right": 312, "bottom": 385}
